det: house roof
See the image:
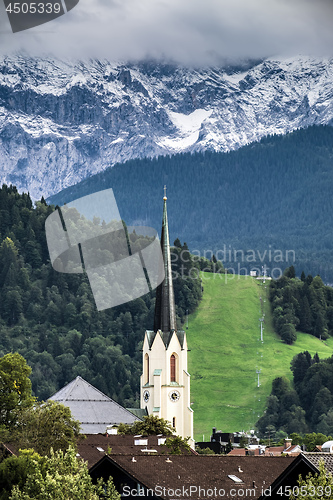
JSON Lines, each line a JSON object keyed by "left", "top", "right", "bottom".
{"left": 126, "top": 408, "right": 149, "bottom": 419}
{"left": 303, "top": 452, "right": 333, "bottom": 474}
{"left": 0, "top": 442, "right": 18, "bottom": 457}
{"left": 266, "top": 444, "right": 301, "bottom": 456}
{"left": 49, "top": 376, "right": 139, "bottom": 433}
{"left": 78, "top": 434, "right": 195, "bottom": 468}
{"left": 257, "top": 452, "right": 319, "bottom": 500}
{"left": 284, "top": 445, "right": 302, "bottom": 455}
{"left": 228, "top": 448, "right": 262, "bottom": 456}
{"left": 228, "top": 445, "right": 301, "bottom": 457}
{"left": 92, "top": 455, "right": 295, "bottom": 500}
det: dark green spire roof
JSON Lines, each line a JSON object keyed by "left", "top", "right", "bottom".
{"left": 153, "top": 189, "right": 177, "bottom": 333}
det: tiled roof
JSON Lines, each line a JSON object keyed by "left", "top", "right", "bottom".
{"left": 228, "top": 448, "right": 261, "bottom": 456}
{"left": 78, "top": 434, "right": 195, "bottom": 468}
{"left": 284, "top": 445, "right": 301, "bottom": 454}
{"left": 102, "top": 455, "right": 295, "bottom": 500}
{"left": 228, "top": 446, "right": 301, "bottom": 457}
{"left": 49, "top": 376, "right": 139, "bottom": 433}
{"left": 265, "top": 446, "right": 285, "bottom": 455}
{"left": 303, "top": 452, "right": 333, "bottom": 474}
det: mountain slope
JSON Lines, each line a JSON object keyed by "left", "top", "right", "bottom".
{"left": 189, "top": 273, "right": 333, "bottom": 442}
{"left": 1, "top": 55, "right": 333, "bottom": 199}
{"left": 48, "top": 125, "right": 333, "bottom": 281}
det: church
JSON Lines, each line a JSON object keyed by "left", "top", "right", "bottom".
{"left": 140, "top": 191, "right": 194, "bottom": 445}
{"left": 50, "top": 191, "right": 193, "bottom": 444}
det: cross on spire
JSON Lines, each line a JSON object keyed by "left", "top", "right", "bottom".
{"left": 164, "top": 185, "right": 167, "bottom": 200}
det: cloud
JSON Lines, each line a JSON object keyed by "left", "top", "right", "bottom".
{"left": 0, "top": 0, "right": 332, "bottom": 64}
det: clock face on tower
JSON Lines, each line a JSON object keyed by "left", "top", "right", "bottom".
{"left": 143, "top": 390, "right": 150, "bottom": 403}
{"left": 169, "top": 390, "right": 180, "bottom": 402}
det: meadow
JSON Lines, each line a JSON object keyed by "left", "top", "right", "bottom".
{"left": 188, "top": 273, "right": 333, "bottom": 442}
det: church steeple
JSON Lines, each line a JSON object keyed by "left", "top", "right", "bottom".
{"left": 153, "top": 186, "right": 177, "bottom": 333}
{"left": 140, "top": 188, "right": 194, "bottom": 446}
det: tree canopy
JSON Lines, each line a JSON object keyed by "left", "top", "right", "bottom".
{"left": 49, "top": 124, "right": 333, "bottom": 282}
{"left": 270, "top": 268, "right": 333, "bottom": 344}
{"left": 290, "top": 460, "right": 333, "bottom": 500}
{"left": 0, "top": 353, "right": 81, "bottom": 456}
{"left": 117, "top": 415, "right": 174, "bottom": 436}
{"left": 2, "top": 447, "right": 120, "bottom": 500}
{"left": 257, "top": 351, "right": 333, "bottom": 438}
{"left": 0, "top": 184, "right": 202, "bottom": 407}
{"left": 0, "top": 353, "right": 34, "bottom": 430}
{"left": 15, "top": 401, "right": 81, "bottom": 456}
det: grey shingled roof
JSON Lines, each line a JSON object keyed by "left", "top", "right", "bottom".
{"left": 303, "top": 452, "right": 333, "bottom": 474}
{"left": 127, "top": 408, "right": 149, "bottom": 419}
{"left": 49, "top": 376, "right": 139, "bottom": 434}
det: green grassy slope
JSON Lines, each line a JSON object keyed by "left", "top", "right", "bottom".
{"left": 188, "top": 273, "right": 333, "bottom": 442}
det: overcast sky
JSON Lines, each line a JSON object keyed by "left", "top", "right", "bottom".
{"left": 0, "top": 0, "right": 333, "bottom": 64}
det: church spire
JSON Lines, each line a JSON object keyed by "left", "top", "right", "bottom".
{"left": 154, "top": 187, "right": 177, "bottom": 333}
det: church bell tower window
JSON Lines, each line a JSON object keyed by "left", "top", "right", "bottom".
{"left": 170, "top": 354, "right": 176, "bottom": 382}
{"left": 145, "top": 353, "right": 149, "bottom": 384}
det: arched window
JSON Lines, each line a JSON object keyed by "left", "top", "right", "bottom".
{"left": 145, "top": 353, "right": 149, "bottom": 384}
{"left": 170, "top": 354, "right": 176, "bottom": 382}
{"left": 173, "top": 417, "right": 176, "bottom": 429}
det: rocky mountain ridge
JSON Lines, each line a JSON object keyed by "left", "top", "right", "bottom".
{"left": 0, "top": 55, "right": 333, "bottom": 199}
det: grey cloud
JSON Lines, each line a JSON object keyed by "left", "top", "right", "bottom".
{"left": 0, "top": 0, "right": 332, "bottom": 63}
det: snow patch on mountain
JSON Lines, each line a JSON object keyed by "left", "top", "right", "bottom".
{"left": 158, "top": 109, "right": 212, "bottom": 151}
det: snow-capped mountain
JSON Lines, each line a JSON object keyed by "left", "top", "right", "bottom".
{"left": 1, "top": 55, "right": 333, "bottom": 200}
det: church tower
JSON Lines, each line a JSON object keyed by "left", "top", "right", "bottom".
{"left": 140, "top": 189, "right": 194, "bottom": 445}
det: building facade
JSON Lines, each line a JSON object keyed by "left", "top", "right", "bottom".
{"left": 140, "top": 191, "right": 193, "bottom": 444}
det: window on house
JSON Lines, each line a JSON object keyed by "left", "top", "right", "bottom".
{"left": 170, "top": 354, "right": 176, "bottom": 382}
{"left": 173, "top": 417, "right": 176, "bottom": 428}
{"left": 228, "top": 475, "right": 243, "bottom": 483}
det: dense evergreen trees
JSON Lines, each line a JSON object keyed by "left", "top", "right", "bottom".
{"left": 49, "top": 124, "right": 333, "bottom": 281}
{"left": 0, "top": 185, "right": 202, "bottom": 406}
{"left": 270, "top": 267, "right": 333, "bottom": 344}
{"left": 257, "top": 352, "right": 333, "bottom": 438}
{"left": 259, "top": 266, "right": 333, "bottom": 436}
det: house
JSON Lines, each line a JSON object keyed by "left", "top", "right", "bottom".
{"left": 321, "top": 440, "right": 333, "bottom": 453}
{"left": 196, "top": 428, "right": 260, "bottom": 454}
{"left": 2, "top": 435, "right": 329, "bottom": 500}
{"left": 87, "top": 454, "right": 295, "bottom": 500}
{"left": 228, "top": 447, "right": 265, "bottom": 456}
{"left": 227, "top": 438, "right": 302, "bottom": 457}
{"left": 258, "top": 452, "right": 333, "bottom": 500}
{"left": 0, "top": 433, "right": 194, "bottom": 465}
{"left": 77, "top": 433, "right": 196, "bottom": 468}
